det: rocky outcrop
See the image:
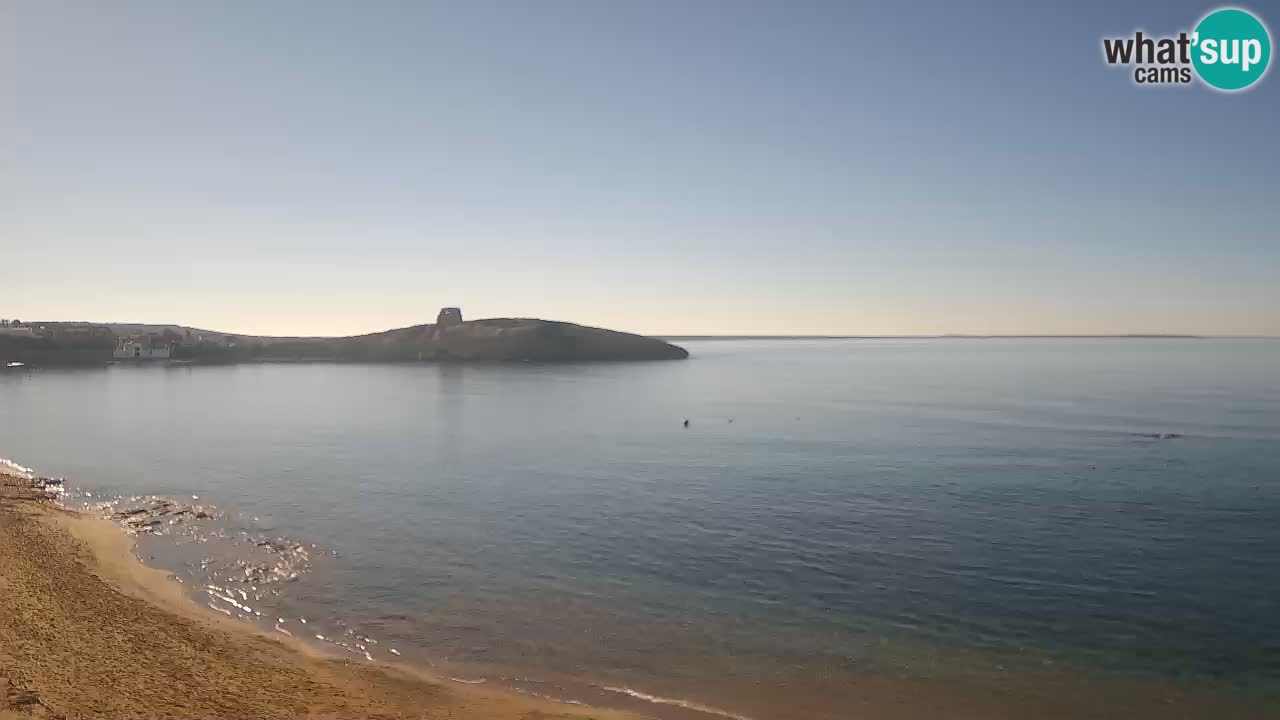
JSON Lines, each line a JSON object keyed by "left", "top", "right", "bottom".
{"left": 167, "top": 316, "right": 688, "bottom": 363}
{"left": 325, "top": 318, "right": 689, "bottom": 362}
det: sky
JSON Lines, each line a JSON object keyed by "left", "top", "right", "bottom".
{"left": 3, "top": 0, "right": 1278, "bottom": 336}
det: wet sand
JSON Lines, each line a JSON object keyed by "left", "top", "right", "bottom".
{"left": 0, "top": 487, "right": 640, "bottom": 720}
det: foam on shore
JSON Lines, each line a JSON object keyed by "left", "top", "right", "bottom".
{"left": 598, "top": 685, "right": 758, "bottom": 720}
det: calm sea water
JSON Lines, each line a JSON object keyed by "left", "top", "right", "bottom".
{"left": 3, "top": 339, "right": 1279, "bottom": 718}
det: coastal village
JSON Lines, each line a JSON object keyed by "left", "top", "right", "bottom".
{"left": 1, "top": 318, "right": 238, "bottom": 366}
{"left": 0, "top": 311, "right": 461, "bottom": 365}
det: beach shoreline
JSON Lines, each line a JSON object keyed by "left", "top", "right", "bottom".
{"left": 0, "top": 484, "right": 642, "bottom": 719}
{"left": 3, "top": 463, "right": 1276, "bottom": 720}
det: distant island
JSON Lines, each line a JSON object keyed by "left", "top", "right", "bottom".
{"left": 661, "top": 334, "right": 1206, "bottom": 341}
{"left": 0, "top": 309, "right": 689, "bottom": 366}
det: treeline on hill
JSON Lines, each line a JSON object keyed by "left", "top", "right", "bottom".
{"left": 0, "top": 331, "right": 113, "bottom": 366}
{"left": 171, "top": 338, "right": 390, "bottom": 363}
{"left": 0, "top": 334, "right": 352, "bottom": 365}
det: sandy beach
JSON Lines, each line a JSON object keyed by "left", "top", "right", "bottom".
{"left": 0, "top": 483, "right": 640, "bottom": 720}
{"left": 2, "top": 470, "right": 1275, "bottom": 720}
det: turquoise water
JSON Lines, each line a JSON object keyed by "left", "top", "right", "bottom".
{"left": 2, "top": 339, "right": 1279, "bottom": 717}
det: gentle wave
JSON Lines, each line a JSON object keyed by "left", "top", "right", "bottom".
{"left": 510, "top": 689, "right": 588, "bottom": 706}
{"left": 599, "top": 685, "right": 758, "bottom": 720}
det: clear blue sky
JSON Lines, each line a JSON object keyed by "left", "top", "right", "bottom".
{"left": 3, "top": 1, "right": 1277, "bottom": 336}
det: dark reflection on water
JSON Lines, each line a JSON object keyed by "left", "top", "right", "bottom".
{"left": 3, "top": 339, "right": 1279, "bottom": 718}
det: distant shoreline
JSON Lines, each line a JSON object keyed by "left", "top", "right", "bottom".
{"left": 659, "top": 334, "right": 1239, "bottom": 341}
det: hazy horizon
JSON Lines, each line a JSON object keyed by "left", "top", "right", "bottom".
{"left": 5, "top": 1, "right": 1278, "bottom": 337}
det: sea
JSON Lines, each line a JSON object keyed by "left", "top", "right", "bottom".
{"left": 2, "top": 338, "right": 1279, "bottom": 719}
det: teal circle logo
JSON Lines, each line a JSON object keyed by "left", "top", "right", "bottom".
{"left": 1192, "top": 8, "right": 1271, "bottom": 91}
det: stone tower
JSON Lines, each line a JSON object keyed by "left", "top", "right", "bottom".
{"left": 436, "top": 307, "right": 462, "bottom": 327}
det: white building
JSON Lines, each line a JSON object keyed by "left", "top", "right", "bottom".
{"left": 114, "top": 336, "right": 172, "bottom": 360}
